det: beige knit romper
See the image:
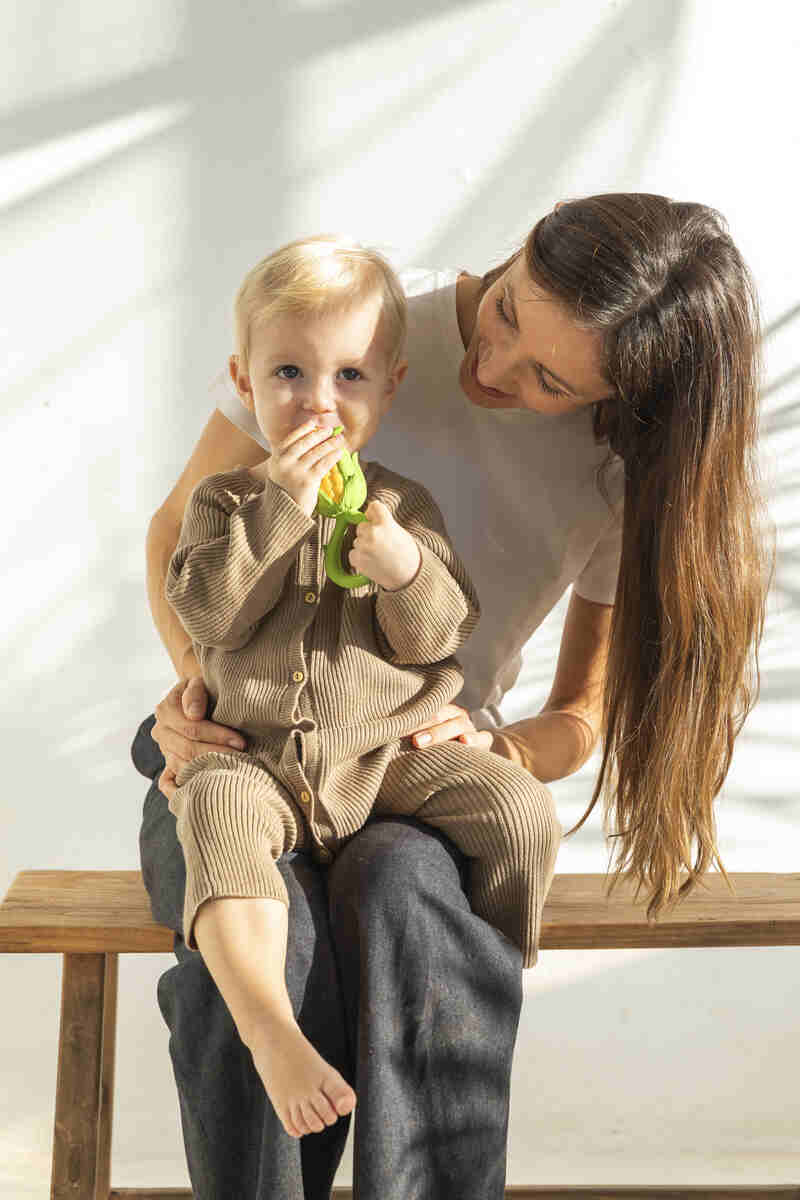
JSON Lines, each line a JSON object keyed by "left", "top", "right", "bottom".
{"left": 166, "top": 461, "right": 562, "bottom": 968}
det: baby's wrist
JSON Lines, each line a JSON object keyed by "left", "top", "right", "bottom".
{"left": 382, "top": 543, "right": 422, "bottom": 592}
{"left": 179, "top": 643, "right": 201, "bottom": 680}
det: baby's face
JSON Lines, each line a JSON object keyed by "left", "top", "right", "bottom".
{"left": 231, "top": 290, "right": 407, "bottom": 455}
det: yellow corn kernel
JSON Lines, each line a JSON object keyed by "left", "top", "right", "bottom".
{"left": 319, "top": 463, "right": 344, "bottom": 504}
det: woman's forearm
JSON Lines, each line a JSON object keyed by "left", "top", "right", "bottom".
{"left": 490, "top": 709, "right": 599, "bottom": 784}
{"left": 146, "top": 512, "right": 201, "bottom": 679}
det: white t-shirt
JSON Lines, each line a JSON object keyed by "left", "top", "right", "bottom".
{"left": 211, "top": 267, "right": 625, "bottom": 733}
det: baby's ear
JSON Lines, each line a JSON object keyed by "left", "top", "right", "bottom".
{"left": 229, "top": 355, "right": 253, "bottom": 409}
{"left": 387, "top": 358, "right": 409, "bottom": 395}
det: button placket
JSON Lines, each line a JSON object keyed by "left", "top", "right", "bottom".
{"left": 290, "top": 697, "right": 323, "bottom": 848}
{"left": 292, "top": 533, "right": 329, "bottom": 854}
{"left": 293, "top": 542, "right": 316, "bottom": 693}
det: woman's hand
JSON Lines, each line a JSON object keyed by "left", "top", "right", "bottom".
{"left": 151, "top": 676, "right": 247, "bottom": 800}
{"left": 407, "top": 703, "right": 494, "bottom": 752}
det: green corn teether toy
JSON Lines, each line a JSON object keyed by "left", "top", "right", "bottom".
{"left": 315, "top": 425, "right": 371, "bottom": 588}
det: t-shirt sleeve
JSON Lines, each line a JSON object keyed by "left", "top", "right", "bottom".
{"left": 572, "top": 452, "right": 626, "bottom": 606}
{"left": 572, "top": 511, "right": 622, "bottom": 605}
{"left": 209, "top": 369, "right": 269, "bottom": 450}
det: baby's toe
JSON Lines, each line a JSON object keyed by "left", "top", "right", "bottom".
{"left": 325, "top": 1078, "right": 356, "bottom": 1116}
{"left": 314, "top": 1091, "right": 340, "bottom": 1125}
{"left": 299, "top": 1098, "right": 325, "bottom": 1133}
{"left": 288, "top": 1103, "right": 312, "bottom": 1137}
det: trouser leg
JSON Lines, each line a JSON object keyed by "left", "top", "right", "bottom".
{"left": 133, "top": 715, "right": 352, "bottom": 1200}
{"left": 168, "top": 750, "right": 308, "bottom": 952}
{"left": 373, "top": 742, "right": 562, "bottom": 968}
{"left": 327, "top": 814, "right": 524, "bottom": 1200}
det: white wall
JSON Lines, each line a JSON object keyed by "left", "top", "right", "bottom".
{"left": 2, "top": 0, "right": 798, "bottom": 1191}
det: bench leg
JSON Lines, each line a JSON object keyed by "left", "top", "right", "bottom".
{"left": 51, "top": 952, "right": 117, "bottom": 1200}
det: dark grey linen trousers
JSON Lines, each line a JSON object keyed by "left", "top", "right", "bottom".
{"left": 132, "top": 713, "right": 523, "bottom": 1200}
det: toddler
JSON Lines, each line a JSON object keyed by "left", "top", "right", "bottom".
{"left": 165, "top": 235, "right": 562, "bottom": 1140}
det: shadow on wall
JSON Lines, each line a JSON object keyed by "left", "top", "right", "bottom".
{"left": 4, "top": 0, "right": 688, "bottom": 425}
{"left": 760, "top": 303, "right": 800, "bottom": 629}
{"left": 762, "top": 301, "right": 800, "bottom": 407}
{"left": 2, "top": 0, "right": 795, "bottom": 850}
{"left": 3, "top": 0, "right": 493, "bottom": 414}
{"left": 424, "top": 0, "right": 689, "bottom": 267}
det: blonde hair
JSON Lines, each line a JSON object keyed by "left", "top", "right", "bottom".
{"left": 233, "top": 234, "right": 407, "bottom": 375}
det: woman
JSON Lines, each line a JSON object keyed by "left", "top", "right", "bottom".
{"left": 132, "top": 193, "right": 774, "bottom": 1198}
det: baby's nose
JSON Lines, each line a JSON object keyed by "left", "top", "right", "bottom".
{"left": 309, "top": 381, "right": 337, "bottom": 410}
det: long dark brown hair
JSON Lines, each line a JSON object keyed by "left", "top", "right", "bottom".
{"left": 484, "top": 194, "right": 776, "bottom": 922}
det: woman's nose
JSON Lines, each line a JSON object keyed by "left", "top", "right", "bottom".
{"left": 477, "top": 337, "right": 512, "bottom": 388}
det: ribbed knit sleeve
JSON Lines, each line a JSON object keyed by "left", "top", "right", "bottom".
{"left": 166, "top": 466, "right": 314, "bottom": 651}
{"left": 373, "top": 473, "right": 480, "bottom": 665}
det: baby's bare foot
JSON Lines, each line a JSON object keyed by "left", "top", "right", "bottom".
{"left": 248, "top": 1016, "right": 356, "bottom": 1138}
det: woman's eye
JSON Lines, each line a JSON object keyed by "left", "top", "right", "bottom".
{"left": 495, "top": 294, "right": 512, "bottom": 325}
{"left": 339, "top": 367, "right": 363, "bottom": 381}
{"left": 536, "top": 367, "right": 563, "bottom": 398}
{"left": 276, "top": 365, "right": 301, "bottom": 379}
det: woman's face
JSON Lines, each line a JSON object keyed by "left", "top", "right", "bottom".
{"left": 459, "top": 253, "right": 610, "bottom": 415}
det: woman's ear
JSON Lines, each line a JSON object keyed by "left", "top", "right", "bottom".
{"left": 229, "top": 354, "right": 254, "bottom": 410}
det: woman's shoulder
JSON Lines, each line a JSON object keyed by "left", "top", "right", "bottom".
{"left": 398, "top": 264, "right": 462, "bottom": 299}
{"left": 363, "top": 456, "right": 435, "bottom": 502}
{"left": 209, "top": 370, "right": 269, "bottom": 448}
{"left": 400, "top": 265, "right": 464, "bottom": 332}
{"left": 597, "top": 448, "right": 626, "bottom": 519}
{"left": 395, "top": 265, "right": 466, "bottom": 382}
{"left": 187, "top": 463, "right": 267, "bottom": 512}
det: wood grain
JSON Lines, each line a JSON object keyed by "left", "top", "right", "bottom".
{"left": 1, "top": 870, "right": 797, "bottom": 1197}
{"left": 2, "top": 870, "right": 799, "bottom": 952}
{"left": 51, "top": 953, "right": 105, "bottom": 1198}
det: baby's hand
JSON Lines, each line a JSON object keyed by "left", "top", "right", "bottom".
{"left": 348, "top": 500, "right": 421, "bottom": 591}
{"left": 267, "top": 419, "right": 346, "bottom": 516}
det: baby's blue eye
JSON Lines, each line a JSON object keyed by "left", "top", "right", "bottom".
{"left": 339, "top": 368, "right": 363, "bottom": 381}
{"left": 276, "top": 365, "right": 301, "bottom": 379}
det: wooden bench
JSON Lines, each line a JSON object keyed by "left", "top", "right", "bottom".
{"left": 2, "top": 869, "right": 799, "bottom": 1200}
